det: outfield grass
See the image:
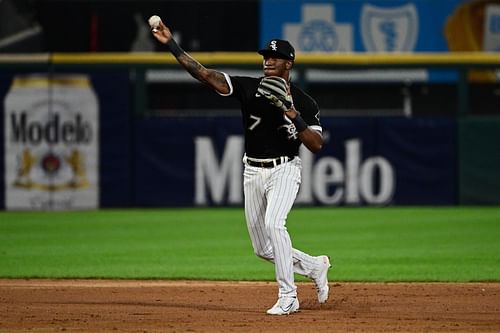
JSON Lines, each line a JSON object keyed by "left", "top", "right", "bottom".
{"left": 0, "top": 207, "right": 499, "bottom": 282}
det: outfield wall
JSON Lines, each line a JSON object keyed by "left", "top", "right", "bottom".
{"left": 1, "top": 54, "right": 499, "bottom": 209}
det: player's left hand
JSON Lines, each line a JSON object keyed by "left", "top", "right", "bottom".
{"left": 257, "top": 76, "right": 293, "bottom": 112}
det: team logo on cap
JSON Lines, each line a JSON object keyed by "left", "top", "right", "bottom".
{"left": 270, "top": 40, "right": 278, "bottom": 51}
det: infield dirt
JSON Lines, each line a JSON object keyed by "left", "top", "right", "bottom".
{"left": 0, "top": 279, "right": 499, "bottom": 332}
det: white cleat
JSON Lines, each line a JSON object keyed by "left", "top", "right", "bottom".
{"left": 310, "top": 255, "right": 332, "bottom": 303}
{"left": 266, "top": 296, "right": 300, "bottom": 315}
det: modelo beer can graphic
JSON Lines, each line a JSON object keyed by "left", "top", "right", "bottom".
{"left": 4, "top": 74, "right": 99, "bottom": 210}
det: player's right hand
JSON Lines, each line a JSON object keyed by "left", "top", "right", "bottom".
{"left": 151, "top": 21, "right": 172, "bottom": 45}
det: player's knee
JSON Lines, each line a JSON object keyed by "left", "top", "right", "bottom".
{"left": 265, "top": 223, "right": 286, "bottom": 236}
{"left": 254, "top": 249, "right": 273, "bottom": 261}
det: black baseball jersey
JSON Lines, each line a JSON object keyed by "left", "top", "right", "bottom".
{"left": 222, "top": 75, "right": 321, "bottom": 159}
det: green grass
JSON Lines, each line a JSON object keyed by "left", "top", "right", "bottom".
{"left": 0, "top": 207, "right": 499, "bottom": 282}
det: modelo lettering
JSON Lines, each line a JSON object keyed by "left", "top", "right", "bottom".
{"left": 195, "top": 136, "right": 395, "bottom": 205}
{"left": 10, "top": 112, "right": 92, "bottom": 144}
{"left": 297, "top": 139, "right": 395, "bottom": 205}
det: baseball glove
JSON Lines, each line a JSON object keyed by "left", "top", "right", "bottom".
{"left": 257, "top": 76, "right": 293, "bottom": 112}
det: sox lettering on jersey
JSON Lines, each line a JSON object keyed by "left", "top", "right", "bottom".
{"left": 194, "top": 136, "right": 395, "bottom": 205}
{"left": 279, "top": 115, "right": 299, "bottom": 140}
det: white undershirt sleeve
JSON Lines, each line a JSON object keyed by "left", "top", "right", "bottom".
{"left": 216, "top": 72, "right": 233, "bottom": 96}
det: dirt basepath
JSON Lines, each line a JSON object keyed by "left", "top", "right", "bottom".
{"left": 1, "top": 279, "right": 499, "bottom": 332}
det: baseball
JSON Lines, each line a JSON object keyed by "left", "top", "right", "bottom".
{"left": 148, "top": 15, "right": 162, "bottom": 32}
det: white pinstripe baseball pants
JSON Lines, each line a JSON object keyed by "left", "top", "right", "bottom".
{"left": 243, "top": 156, "right": 319, "bottom": 297}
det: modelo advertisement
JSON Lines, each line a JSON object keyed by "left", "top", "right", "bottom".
{"left": 134, "top": 116, "right": 456, "bottom": 207}
{"left": 3, "top": 74, "right": 99, "bottom": 210}
{"left": 1, "top": 71, "right": 131, "bottom": 210}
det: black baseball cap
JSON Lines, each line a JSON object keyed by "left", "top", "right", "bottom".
{"left": 258, "top": 39, "right": 295, "bottom": 60}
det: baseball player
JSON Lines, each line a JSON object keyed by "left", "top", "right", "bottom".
{"left": 151, "top": 19, "right": 331, "bottom": 315}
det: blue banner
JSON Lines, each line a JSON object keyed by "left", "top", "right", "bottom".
{"left": 133, "top": 116, "right": 457, "bottom": 206}
{"left": 261, "top": 0, "right": 462, "bottom": 52}
{"left": 92, "top": 71, "right": 133, "bottom": 207}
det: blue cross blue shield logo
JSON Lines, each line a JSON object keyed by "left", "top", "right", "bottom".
{"left": 284, "top": 4, "right": 353, "bottom": 53}
{"left": 361, "top": 3, "right": 418, "bottom": 52}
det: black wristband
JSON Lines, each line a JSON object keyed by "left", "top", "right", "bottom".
{"left": 292, "top": 115, "right": 308, "bottom": 132}
{"left": 167, "top": 39, "right": 184, "bottom": 57}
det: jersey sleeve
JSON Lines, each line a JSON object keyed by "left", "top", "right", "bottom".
{"left": 216, "top": 72, "right": 233, "bottom": 96}
{"left": 215, "top": 74, "right": 253, "bottom": 102}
